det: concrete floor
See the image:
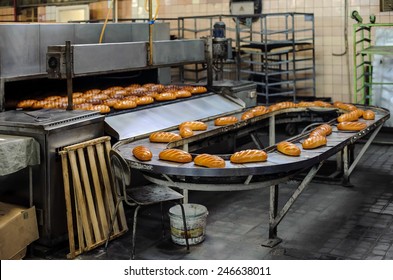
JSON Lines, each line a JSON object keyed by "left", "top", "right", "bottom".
{"left": 32, "top": 129, "right": 393, "bottom": 260}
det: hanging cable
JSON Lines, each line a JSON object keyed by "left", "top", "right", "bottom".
{"left": 99, "top": 0, "right": 114, "bottom": 44}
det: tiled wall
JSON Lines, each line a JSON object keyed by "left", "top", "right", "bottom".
{"left": 1, "top": 0, "right": 393, "bottom": 102}
{"left": 153, "top": 0, "right": 393, "bottom": 103}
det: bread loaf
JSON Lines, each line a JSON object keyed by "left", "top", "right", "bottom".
{"left": 310, "top": 124, "right": 332, "bottom": 137}
{"left": 132, "top": 146, "right": 153, "bottom": 161}
{"left": 194, "top": 154, "right": 225, "bottom": 168}
{"left": 155, "top": 92, "right": 176, "bottom": 101}
{"left": 159, "top": 149, "right": 192, "bottom": 163}
{"left": 297, "top": 101, "right": 316, "bottom": 107}
{"left": 16, "top": 99, "right": 37, "bottom": 109}
{"left": 313, "top": 101, "right": 333, "bottom": 108}
{"left": 136, "top": 96, "right": 155, "bottom": 105}
{"left": 333, "top": 101, "right": 357, "bottom": 112}
{"left": 251, "top": 106, "right": 269, "bottom": 116}
{"left": 353, "top": 109, "right": 365, "bottom": 118}
{"left": 337, "top": 121, "right": 367, "bottom": 131}
{"left": 191, "top": 86, "right": 207, "bottom": 94}
{"left": 230, "top": 149, "right": 268, "bottom": 164}
{"left": 175, "top": 90, "right": 192, "bottom": 98}
{"left": 214, "top": 116, "right": 238, "bottom": 126}
{"left": 241, "top": 111, "right": 254, "bottom": 120}
{"left": 363, "top": 110, "right": 375, "bottom": 120}
{"left": 276, "top": 141, "right": 301, "bottom": 156}
{"left": 302, "top": 135, "right": 327, "bottom": 149}
{"left": 179, "top": 126, "right": 194, "bottom": 138}
{"left": 113, "top": 100, "right": 137, "bottom": 110}
{"left": 179, "top": 121, "right": 208, "bottom": 131}
{"left": 89, "top": 105, "right": 111, "bottom": 114}
{"left": 337, "top": 111, "right": 359, "bottom": 123}
{"left": 149, "top": 131, "right": 182, "bottom": 143}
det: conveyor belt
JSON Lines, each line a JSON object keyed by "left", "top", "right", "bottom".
{"left": 114, "top": 104, "right": 389, "bottom": 180}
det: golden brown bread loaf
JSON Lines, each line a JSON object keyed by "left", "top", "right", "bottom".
{"left": 310, "top": 124, "right": 332, "bottom": 137}
{"left": 297, "top": 101, "right": 316, "bottom": 107}
{"left": 333, "top": 101, "right": 357, "bottom": 112}
{"left": 353, "top": 109, "right": 365, "bottom": 118}
{"left": 132, "top": 146, "right": 153, "bottom": 161}
{"left": 214, "top": 116, "right": 238, "bottom": 126}
{"left": 363, "top": 110, "right": 375, "bottom": 120}
{"left": 230, "top": 149, "right": 268, "bottom": 164}
{"left": 337, "top": 111, "right": 359, "bottom": 123}
{"left": 175, "top": 90, "right": 192, "bottom": 98}
{"left": 159, "top": 149, "right": 192, "bottom": 163}
{"left": 313, "top": 101, "right": 333, "bottom": 108}
{"left": 179, "top": 126, "right": 194, "bottom": 138}
{"left": 16, "top": 99, "right": 37, "bottom": 109}
{"left": 89, "top": 105, "right": 111, "bottom": 114}
{"left": 251, "top": 106, "right": 269, "bottom": 116}
{"left": 155, "top": 92, "right": 176, "bottom": 101}
{"left": 276, "top": 101, "right": 298, "bottom": 109}
{"left": 191, "top": 86, "right": 207, "bottom": 94}
{"left": 149, "top": 131, "right": 182, "bottom": 143}
{"left": 241, "top": 111, "right": 254, "bottom": 120}
{"left": 194, "top": 154, "right": 225, "bottom": 168}
{"left": 113, "top": 100, "right": 137, "bottom": 110}
{"left": 337, "top": 121, "right": 367, "bottom": 131}
{"left": 277, "top": 141, "right": 301, "bottom": 156}
{"left": 268, "top": 104, "right": 281, "bottom": 112}
{"left": 302, "top": 135, "right": 327, "bottom": 149}
{"left": 136, "top": 96, "right": 155, "bottom": 105}
{"left": 179, "top": 121, "right": 208, "bottom": 131}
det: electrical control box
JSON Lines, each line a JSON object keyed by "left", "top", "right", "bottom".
{"left": 380, "top": 0, "right": 393, "bottom": 12}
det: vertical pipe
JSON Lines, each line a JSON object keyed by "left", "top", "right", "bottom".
{"left": 148, "top": 0, "right": 153, "bottom": 65}
{"left": 268, "top": 185, "right": 279, "bottom": 239}
{"left": 65, "top": 41, "right": 73, "bottom": 111}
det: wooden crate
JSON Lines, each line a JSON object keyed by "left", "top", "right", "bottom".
{"left": 59, "top": 136, "right": 127, "bottom": 259}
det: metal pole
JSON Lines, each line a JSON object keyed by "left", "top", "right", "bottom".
{"left": 269, "top": 115, "right": 275, "bottom": 146}
{"left": 148, "top": 0, "right": 153, "bottom": 65}
{"left": 65, "top": 41, "right": 73, "bottom": 111}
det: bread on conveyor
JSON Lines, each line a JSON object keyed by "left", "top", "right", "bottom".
{"left": 313, "top": 100, "right": 333, "bottom": 108}
{"left": 179, "top": 126, "right": 194, "bottom": 138}
{"left": 132, "top": 146, "right": 153, "bottom": 161}
{"left": 88, "top": 104, "right": 111, "bottom": 114}
{"left": 302, "top": 135, "right": 327, "bottom": 149}
{"left": 337, "top": 110, "right": 359, "bottom": 123}
{"left": 136, "top": 96, "right": 155, "bottom": 105}
{"left": 333, "top": 101, "right": 357, "bottom": 112}
{"left": 214, "top": 116, "right": 238, "bottom": 126}
{"left": 276, "top": 141, "right": 301, "bottom": 156}
{"left": 230, "top": 149, "right": 268, "bottom": 164}
{"left": 149, "top": 131, "right": 182, "bottom": 143}
{"left": 175, "top": 90, "right": 192, "bottom": 98}
{"left": 251, "top": 105, "right": 269, "bottom": 116}
{"left": 241, "top": 111, "right": 254, "bottom": 120}
{"left": 309, "top": 124, "right": 332, "bottom": 137}
{"left": 194, "top": 153, "right": 225, "bottom": 168}
{"left": 179, "top": 121, "right": 208, "bottom": 131}
{"left": 155, "top": 92, "right": 177, "bottom": 101}
{"left": 16, "top": 99, "right": 37, "bottom": 109}
{"left": 159, "top": 149, "right": 192, "bottom": 163}
{"left": 363, "top": 110, "right": 375, "bottom": 120}
{"left": 191, "top": 86, "right": 207, "bottom": 94}
{"left": 337, "top": 121, "right": 367, "bottom": 131}
{"left": 113, "top": 100, "right": 137, "bottom": 110}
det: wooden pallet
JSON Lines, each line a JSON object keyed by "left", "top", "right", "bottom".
{"left": 59, "top": 136, "right": 128, "bottom": 259}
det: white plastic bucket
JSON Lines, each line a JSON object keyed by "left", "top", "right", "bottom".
{"left": 168, "top": 204, "right": 208, "bottom": 246}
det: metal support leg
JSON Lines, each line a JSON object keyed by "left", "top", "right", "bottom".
{"left": 131, "top": 205, "right": 141, "bottom": 260}
{"left": 269, "top": 115, "right": 276, "bottom": 146}
{"left": 105, "top": 199, "right": 122, "bottom": 251}
{"left": 342, "top": 146, "right": 351, "bottom": 186}
{"left": 261, "top": 184, "right": 282, "bottom": 247}
{"left": 29, "top": 166, "right": 33, "bottom": 207}
{"left": 262, "top": 162, "right": 324, "bottom": 247}
{"left": 250, "top": 132, "right": 264, "bottom": 149}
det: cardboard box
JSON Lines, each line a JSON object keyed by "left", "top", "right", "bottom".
{"left": 0, "top": 202, "right": 39, "bottom": 259}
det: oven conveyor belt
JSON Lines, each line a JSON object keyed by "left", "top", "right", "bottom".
{"left": 114, "top": 104, "right": 389, "bottom": 180}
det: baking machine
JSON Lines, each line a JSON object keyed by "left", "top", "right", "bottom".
{"left": 0, "top": 21, "right": 218, "bottom": 249}
{"left": 113, "top": 104, "right": 390, "bottom": 246}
